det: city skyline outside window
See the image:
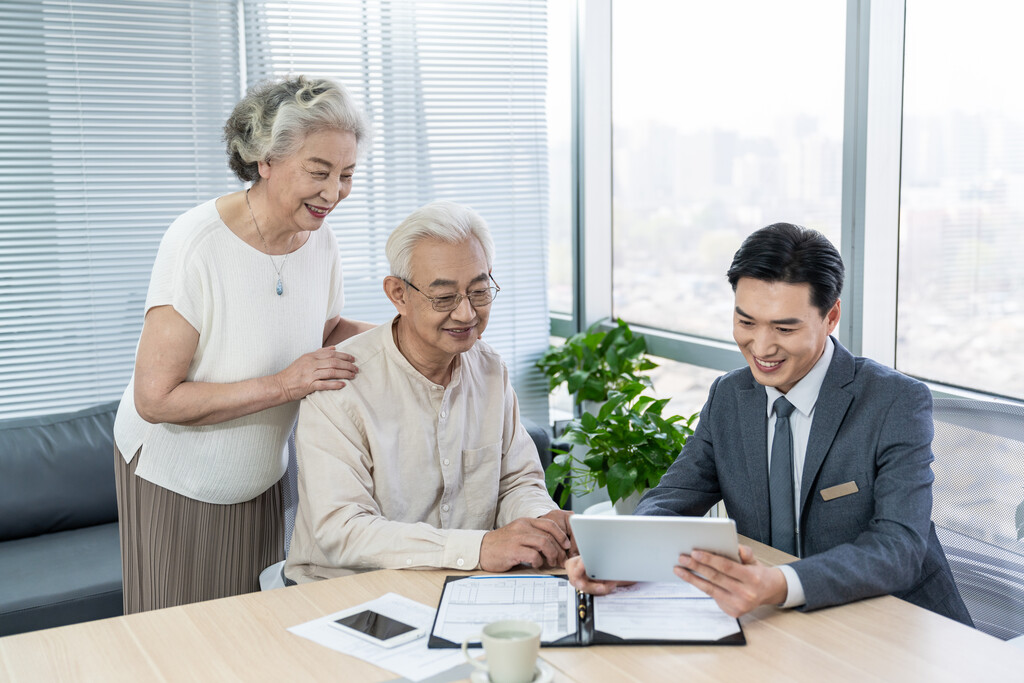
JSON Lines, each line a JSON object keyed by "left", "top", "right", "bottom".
{"left": 897, "top": 0, "right": 1024, "bottom": 401}
{"left": 610, "top": 1, "right": 846, "bottom": 344}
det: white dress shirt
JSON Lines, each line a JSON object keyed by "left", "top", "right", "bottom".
{"left": 764, "top": 336, "right": 835, "bottom": 607}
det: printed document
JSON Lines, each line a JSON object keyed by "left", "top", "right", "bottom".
{"left": 432, "top": 575, "right": 576, "bottom": 644}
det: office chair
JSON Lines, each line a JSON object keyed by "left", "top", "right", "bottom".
{"left": 259, "top": 432, "right": 299, "bottom": 591}
{"left": 930, "top": 397, "right": 1024, "bottom": 641}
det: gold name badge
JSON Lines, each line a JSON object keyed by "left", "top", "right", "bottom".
{"left": 820, "top": 481, "right": 859, "bottom": 501}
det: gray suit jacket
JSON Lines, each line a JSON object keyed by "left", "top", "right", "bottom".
{"left": 637, "top": 338, "right": 971, "bottom": 624}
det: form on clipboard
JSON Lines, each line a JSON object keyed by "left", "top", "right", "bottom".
{"left": 427, "top": 574, "right": 744, "bottom": 648}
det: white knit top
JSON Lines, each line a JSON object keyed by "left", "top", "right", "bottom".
{"left": 113, "top": 198, "right": 345, "bottom": 504}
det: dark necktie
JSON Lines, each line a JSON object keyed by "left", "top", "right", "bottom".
{"left": 769, "top": 396, "right": 797, "bottom": 556}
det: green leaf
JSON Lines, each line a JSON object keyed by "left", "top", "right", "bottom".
{"left": 544, "top": 459, "right": 570, "bottom": 498}
{"left": 580, "top": 411, "right": 599, "bottom": 432}
{"left": 645, "top": 397, "right": 670, "bottom": 416}
{"left": 599, "top": 322, "right": 625, "bottom": 353}
{"left": 604, "top": 343, "right": 620, "bottom": 367}
{"left": 598, "top": 394, "right": 628, "bottom": 421}
{"left": 552, "top": 451, "right": 572, "bottom": 466}
{"left": 583, "top": 331, "right": 604, "bottom": 351}
{"left": 606, "top": 462, "right": 639, "bottom": 504}
{"left": 632, "top": 395, "right": 655, "bottom": 413}
{"left": 622, "top": 335, "right": 646, "bottom": 360}
{"left": 581, "top": 376, "right": 609, "bottom": 402}
{"left": 561, "top": 429, "right": 589, "bottom": 445}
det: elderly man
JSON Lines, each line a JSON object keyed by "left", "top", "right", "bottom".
{"left": 568, "top": 223, "right": 971, "bottom": 626}
{"left": 285, "top": 201, "right": 572, "bottom": 582}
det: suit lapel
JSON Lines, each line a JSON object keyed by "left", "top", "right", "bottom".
{"left": 800, "top": 338, "right": 855, "bottom": 516}
{"left": 737, "top": 378, "right": 770, "bottom": 542}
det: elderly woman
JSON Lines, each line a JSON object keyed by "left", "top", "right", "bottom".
{"left": 113, "top": 75, "right": 374, "bottom": 613}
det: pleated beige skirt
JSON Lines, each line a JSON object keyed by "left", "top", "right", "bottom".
{"left": 114, "top": 445, "right": 284, "bottom": 614}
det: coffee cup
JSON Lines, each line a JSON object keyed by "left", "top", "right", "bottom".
{"left": 461, "top": 619, "right": 542, "bottom": 683}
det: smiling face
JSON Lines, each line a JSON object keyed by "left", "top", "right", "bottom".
{"left": 385, "top": 237, "right": 492, "bottom": 380}
{"left": 733, "top": 277, "right": 840, "bottom": 394}
{"left": 257, "top": 128, "right": 357, "bottom": 236}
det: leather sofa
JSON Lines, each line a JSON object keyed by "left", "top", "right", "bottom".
{"left": 0, "top": 401, "right": 123, "bottom": 636}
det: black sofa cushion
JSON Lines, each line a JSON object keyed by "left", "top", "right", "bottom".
{"left": 0, "top": 522, "right": 123, "bottom": 636}
{"left": 0, "top": 401, "right": 119, "bottom": 541}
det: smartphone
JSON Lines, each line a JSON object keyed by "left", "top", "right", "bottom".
{"left": 328, "top": 610, "right": 424, "bottom": 648}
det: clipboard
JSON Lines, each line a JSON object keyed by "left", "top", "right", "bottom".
{"left": 427, "top": 574, "right": 745, "bottom": 648}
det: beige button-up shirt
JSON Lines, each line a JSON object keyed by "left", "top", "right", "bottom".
{"left": 285, "top": 319, "right": 557, "bottom": 582}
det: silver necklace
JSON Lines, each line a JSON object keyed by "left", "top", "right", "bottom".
{"left": 245, "top": 188, "right": 288, "bottom": 296}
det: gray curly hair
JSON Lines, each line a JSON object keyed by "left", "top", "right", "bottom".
{"left": 223, "top": 75, "right": 370, "bottom": 183}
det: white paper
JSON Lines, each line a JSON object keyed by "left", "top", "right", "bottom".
{"left": 593, "top": 581, "right": 740, "bottom": 641}
{"left": 432, "top": 575, "right": 576, "bottom": 645}
{"left": 288, "top": 592, "right": 475, "bottom": 682}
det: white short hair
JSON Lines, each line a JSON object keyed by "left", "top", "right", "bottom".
{"left": 385, "top": 201, "right": 495, "bottom": 281}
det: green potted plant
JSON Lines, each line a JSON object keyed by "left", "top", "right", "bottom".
{"left": 535, "top": 318, "right": 656, "bottom": 405}
{"left": 536, "top": 318, "right": 698, "bottom": 511}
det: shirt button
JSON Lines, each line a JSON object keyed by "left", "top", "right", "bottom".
{"left": 456, "top": 558, "right": 465, "bottom": 568}
{"left": 406, "top": 558, "right": 413, "bottom": 566}
{"left": 440, "top": 410, "right": 448, "bottom": 419}
{"left": 442, "top": 503, "right": 450, "bottom": 512}
{"left": 443, "top": 458, "right": 450, "bottom": 466}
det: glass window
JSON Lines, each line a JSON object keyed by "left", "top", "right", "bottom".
{"left": 610, "top": 0, "right": 846, "bottom": 341}
{"left": 647, "top": 356, "right": 722, "bottom": 422}
{"left": 547, "top": 1, "right": 574, "bottom": 316}
{"left": 0, "top": 1, "right": 241, "bottom": 419}
{"left": 897, "top": 1, "right": 1024, "bottom": 400}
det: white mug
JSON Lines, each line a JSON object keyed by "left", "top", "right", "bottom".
{"left": 461, "top": 619, "right": 542, "bottom": 683}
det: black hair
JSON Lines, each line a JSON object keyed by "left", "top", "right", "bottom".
{"left": 726, "top": 223, "right": 845, "bottom": 316}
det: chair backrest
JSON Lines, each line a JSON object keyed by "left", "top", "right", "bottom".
{"left": 930, "top": 397, "right": 1024, "bottom": 640}
{"left": 283, "top": 430, "right": 299, "bottom": 556}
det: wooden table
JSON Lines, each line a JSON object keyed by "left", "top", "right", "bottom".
{"left": 1, "top": 537, "right": 1021, "bottom": 682}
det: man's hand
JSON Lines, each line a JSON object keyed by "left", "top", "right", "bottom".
{"left": 538, "top": 509, "right": 579, "bottom": 557}
{"left": 673, "top": 544, "right": 788, "bottom": 618}
{"left": 565, "top": 556, "right": 634, "bottom": 595}
{"left": 479, "top": 516, "right": 572, "bottom": 572}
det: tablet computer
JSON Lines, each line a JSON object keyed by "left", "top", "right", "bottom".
{"left": 569, "top": 515, "right": 740, "bottom": 583}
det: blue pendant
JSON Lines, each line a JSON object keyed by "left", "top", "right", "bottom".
{"left": 276, "top": 279, "right": 283, "bottom": 296}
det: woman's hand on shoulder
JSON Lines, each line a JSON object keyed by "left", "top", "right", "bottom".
{"left": 134, "top": 306, "right": 358, "bottom": 426}
{"left": 275, "top": 346, "right": 359, "bottom": 401}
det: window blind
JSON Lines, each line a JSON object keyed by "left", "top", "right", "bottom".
{"left": 0, "top": 0, "right": 242, "bottom": 418}
{"left": 243, "top": 0, "right": 552, "bottom": 426}
{"left": 0, "top": 0, "right": 552, "bottom": 426}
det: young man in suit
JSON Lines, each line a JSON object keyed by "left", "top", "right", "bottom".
{"left": 567, "top": 223, "right": 972, "bottom": 625}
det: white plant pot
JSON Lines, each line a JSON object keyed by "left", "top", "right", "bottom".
{"left": 612, "top": 488, "right": 646, "bottom": 515}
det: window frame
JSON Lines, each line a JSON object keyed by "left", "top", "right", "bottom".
{"left": 559, "top": 0, "right": 1023, "bottom": 408}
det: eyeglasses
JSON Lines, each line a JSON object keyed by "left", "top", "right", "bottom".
{"left": 402, "top": 274, "right": 500, "bottom": 312}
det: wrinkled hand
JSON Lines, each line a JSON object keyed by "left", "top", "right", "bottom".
{"left": 673, "top": 544, "right": 788, "bottom": 618}
{"left": 539, "top": 509, "right": 579, "bottom": 557}
{"left": 275, "top": 346, "right": 358, "bottom": 401}
{"left": 565, "top": 556, "right": 635, "bottom": 595}
{"left": 480, "top": 517, "right": 572, "bottom": 572}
